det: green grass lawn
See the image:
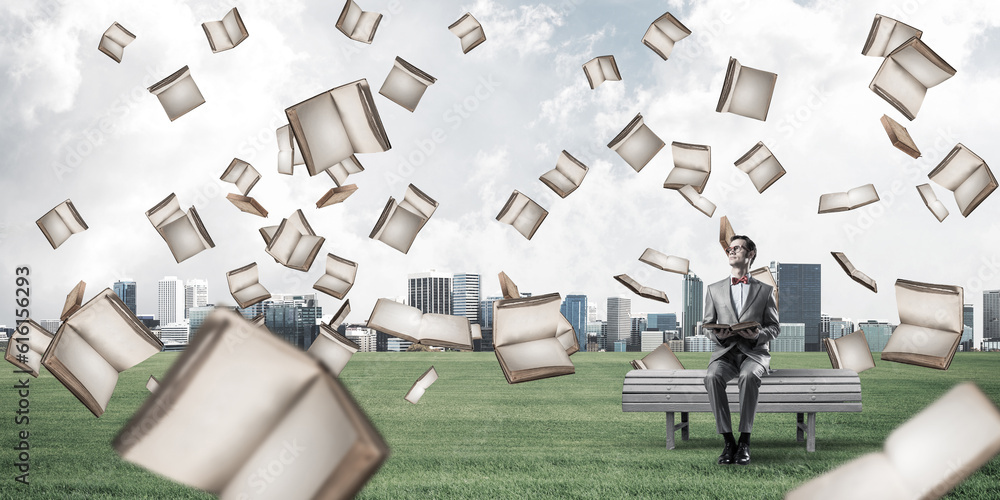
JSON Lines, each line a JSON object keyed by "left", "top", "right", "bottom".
{"left": 1, "top": 352, "right": 998, "bottom": 499}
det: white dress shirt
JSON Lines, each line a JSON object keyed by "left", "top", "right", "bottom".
{"left": 730, "top": 278, "right": 749, "bottom": 317}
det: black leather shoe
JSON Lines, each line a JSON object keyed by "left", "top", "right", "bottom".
{"left": 735, "top": 441, "right": 751, "bottom": 465}
{"left": 717, "top": 441, "right": 736, "bottom": 465}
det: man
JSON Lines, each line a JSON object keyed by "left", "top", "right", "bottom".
{"left": 703, "top": 235, "right": 779, "bottom": 466}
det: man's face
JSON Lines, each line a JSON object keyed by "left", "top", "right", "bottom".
{"left": 727, "top": 238, "right": 754, "bottom": 267}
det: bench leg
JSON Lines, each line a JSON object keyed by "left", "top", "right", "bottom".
{"left": 681, "top": 412, "right": 689, "bottom": 441}
{"left": 807, "top": 413, "right": 816, "bottom": 452}
{"left": 665, "top": 412, "right": 675, "bottom": 450}
{"left": 796, "top": 413, "right": 804, "bottom": 442}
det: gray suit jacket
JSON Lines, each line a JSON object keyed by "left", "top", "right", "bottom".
{"left": 703, "top": 276, "right": 780, "bottom": 369}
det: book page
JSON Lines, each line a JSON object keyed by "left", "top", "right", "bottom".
{"left": 222, "top": 9, "right": 246, "bottom": 46}
{"left": 288, "top": 235, "right": 323, "bottom": 269}
{"left": 640, "top": 343, "right": 684, "bottom": 370}
{"left": 642, "top": 27, "right": 674, "bottom": 59}
{"left": 51, "top": 324, "right": 119, "bottom": 413}
{"left": 233, "top": 284, "right": 269, "bottom": 306}
{"left": 785, "top": 452, "right": 909, "bottom": 500}
{"left": 353, "top": 11, "right": 381, "bottom": 41}
{"left": 115, "top": 310, "right": 326, "bottom": 493}
{"left": 380, "top": 63, "right": 431, "bottom": 112}
{"left": 671, "top": 143, "right": 710, "bottom": 173}
{"left": 496, "top": 337, "right": 573, "bottom": 373}
{"left": 891, "top": 41, "right": 954, "bottom": 88}
{"left": 315, "top": 274, "right": 350, "bottom": 297}
{"left": 37, "top": 209, "right": 72, "bottom": 248}
{"left": 157, "top": 213, "right": 207, "bottom": 263}
{"left": 882, "top": 324, "right": 959, "bottom": 359}
{"left": 639, "top": 248, "right": 689, "bottom": 274}
{"left": 871, "top": 57, "right": 926, "bottom": 118}
{"left": 461, "top": 27, "right": 485, "bottom": 52}
{"left": 203, "top": 21, "right": 234, "bottom": 51}
{"left": 654, "top": 13, "right": 690, "bottom": 41}
{"left": 367, "top": 299, "right": 423, "bottom": 341}
{"left": 69, "top": 292, "right": 160, "bottom": 372}
{"left": 728, "top": 66, "right": 776, "bottom": 121}
{"left": 555, "top": 151, "right": 587, "bottom": 184}
{"left": 848, "top": 184, "right": 878, "bottom": 208}
{"left": 582, "top": 58, "right": 606, "bottom": 88}
{"left": 540, "top": 170, "right": 576, "bottom": 195}
{"left": 308, "top": 328, "right": 356, "bottom": 377}
{"left": 151, "top": 70, "right": 205, "bottom": 121}
{"left": 448, "top": 13, "right": 479, "bottom": 37}
{"left": 884, "top": 383, "right": 1000, "bottom": 500}
{"left": 227, "top": 264, "right": 260, "bottom": 293}
{"left": 104, "top": 23, "right": 135, "bottom": 47}
{"left": 598, "top": 57, "right": 618, "bottom": 80}
{"left": 614, "top": 123, "right": 663, "bottom": 172}
{"left": 895, "top": 281, "right": 963, "bottom": 332}
{"left": 376, "top": 203, "right": 424, "bottom": 253}
{"left": 330, "top": 81, "right": 384, "bottom": 153}
{"left": 512, "top": 199, "right": 546, "bottom": 239}
{"left": 663, "top": 168, "right": 709, "bottom": 190}
{"left": 747, "top": 156, "right": 784, "bottom": 192}
{"left": 288, "top": 92, "right": 353, "bottom": 175}
{"left": 818, "top": 192, "right": 851, "bottom": 212}
{"left": 338, "top": 1, "right": 361, "bottom": 35}
{"left": 417, "top": 314, "right": 472, "bottom": 349}
{"left": 928, "top": 145, "right": 982, "bottom": 190}
{"left": 400, "top": 184, "right": 438, "bottom": 218}
{"left": 497, "top": 192, "right": 529, "bottom": 224}
{"left": 954, "top": 164, "right": 995, "bottom": 215}
{"left": 832, "top": 330, "right": 875, "bottom": 373}
{"left": 494, "top": 294, "right": 563, "bottom": 346}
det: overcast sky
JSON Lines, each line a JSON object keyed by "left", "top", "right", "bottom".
{"left": 2, "top": 0, "right": 1000, "bottom": 345}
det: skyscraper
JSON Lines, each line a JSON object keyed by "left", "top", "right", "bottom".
{"left": 451, "top": 273, "right": 481, "bottom": 324}
{"left": 184, "top": 279, "right": 208, "bottom": 319}
{"left": 113, "top": 279, "right": 137, "bottom": 314}
{"left": 479, "top": 296, "right": 501, "bottom": 351}
{"left": 963, "top": 303, "right": 975, "bottom": 351}
{"left": 264, "top": 294, "right": 323, "bottom": 349}
{"left": 157, "top": 276, "right": 185, "bottom": 325}
{"left": 773, "top": 262, "right": 822, "bottom": 352}
{"left": 561, "top": 295, "right": 588, "bottom": 354}
{"left": 607, "top": 297, "right": 631, "bottom": 345}
{"left": 682, "top": 273, "right": 703, "bottom": 339}
{"left": 629, "top": 316, "right": 647, "bottom": 351}
{"left": 858, "top": 320, "right": 894, "bottom": 352}
{"left": 647, "top": 313, "right": 677, "bottom": 332}
{"left": 984, "top": 290, "right": 1000, "bottom": 339}
{"left": 408, "top": 271, "right": 452, "bottom": 314}
{"left": 827, "top": 317, "right": 855, "bottom": 341}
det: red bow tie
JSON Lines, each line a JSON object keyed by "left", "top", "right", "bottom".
{"left": 731, "top": 276, "right": 749, "bottom": 285}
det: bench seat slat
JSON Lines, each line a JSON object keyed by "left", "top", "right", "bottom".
{"left": 623, "top": 392, "right": 862, "bottom": 403}
{"left": 625, "top": 369, "right": 859, "bottom": 379}
{"left": 624, "top": 376, "right": 861, "bottom": 385}
{"left": 622, "top": 402, "right": 862, "bottom": 412}
{"left": 623, "top": 384, "right": 861, "bottom": 394}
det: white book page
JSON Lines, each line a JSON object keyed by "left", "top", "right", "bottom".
{"left": 228, "top": 265, "right": 259, "bottom": 293}
{"left": 884, "top": 383, "right": 1000, "bottom": 500}
{"left": 641, "top": 344, "right": 684, "bottom": 370}
{"left": 147, "top": 195, "right": 184, "bottom": 228}
{"left": 331, "top": 82, "right": 384, "bottom": 153}
{"left": 848, "top": 184, "right": 879, "bottom": 207}
{"left": 735, "top": 144, "right": 772, "bottom": 173}
{"left": 339, "top": 1, "right": 360, "bottom": 35}
{"left": 292, "top": 92, "right": 353, "bottom": 174}
{"left": 883, "top": 324, "right": 958, "bottom": 358}
{"left": 288, "top": 235, "right": 323, "bottom": 269}
{"left": 555, "top": 152, "right": 587, "bottom": 184}
{"left": 786, "top": 453, "right": 909, "bottom": 500}
{"left": 380, "top": 65, "right": 429, "bottom": 111}
{"left": 233, "top": 284, "right": 268, "bottom": 305}
{"left": 615, "top": 124, "right": 663, "bottom": 172}
{"left": 728, "top": 66, "right": 774, "bottom": 120}
{"left": 895, "top": 282, "right": 962, "bottom": 332}
{"left": 512, "top": 199, "right": 545, "bottom": 239}
{"left": 160, "top": 215, "right": 206, "bottom": 262}
{"left": 930, "top": 146, "right": 982, "bottom": 190}
{"left": 872, "top": 58, "right": 926, "bottom": 117}
{"left": 222, "top": 10, "right": 245, "bottom": 45}
{"left": 400, "top": 186, "right": 437, "bottom": 218}
{"left": 748, "top": 157, "right": 784, "bottom": 191}
{"left": 892, "top": 43, "right": 953, "bottom": 88}
{"left": 52, "top": 324, "right": 119, "bottom": 412}
{"left": 642, "top": 26, "right": 674, "bottom": 58}
{"left": 315, "top": 275, "right": 349, "bottom": 296}
{"left": 671, "top": 144, "right": 710, "bottom": 172}
{"left": 461, "top": 27, "right": 484, "bottom": 51}
{"left": 105, "top": 24, "right": 135, "bottom": 46}
{"left": 353, "top": 12, "right": 380, "bottom": 41}
{"left": 663, "top": 168, "right": 709, "bottom": 189}
{"left": 866, "top": 17, "right": 897, "bottom": 57}
{"left": 70, "top": 292, "right": 159, "bottom": 372}
{"left": 204, "top": 21, "right": 234, "bottom": 51}
{"left": 377, "top": 205, "right": 424, "bottom": 253}
{"left": 954, "top": 164, "right": 993, "bottom": 214}
{"left": 832, "top": 330, "right": 875, "bottom": 373}
{"left": 818, "top": 192, "right": 850, "bottom": 212}
{"left": 417, "top": 314, "right": 472, "bottom": 348}
{"left": 494, "top": 295, "right": 561, "bottom": 346}
{"left": 496, "top": 337, "right": 573, "bottom": 373}
{"left": 497, "top": 193, "right": 529, "bottom": 224}
{"left": 540, "top": 170, "right": 575, "bottom": 194}
{"left": 449, "top": 15, "right": 479, "bottom": 36}
{"left": 598, "top": 57, "right": 618, "bottom": 80}
{"left": 369, "top": 299, "right": 422, "bottom": 340}
{"left": 308, "top": 332, "right": 356, "bottom": 376}
{"left": 99, "top": 37, "right": 125, "bottom": 60}
{"left": 155, "top": 73, "right": 205, "bottom": 121}
{"left": 37, "top": 210, "right": 72, "bottom": 248}
{"left": 583, "top": 58, "right": 606, "bottom": 87}
{"left": 886, "top": 24, "right": 919, "bottom": 55}
{"left": 655, "top": 16, "right": 690, "bottom": 41}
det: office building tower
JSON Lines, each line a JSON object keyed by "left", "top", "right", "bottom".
{"left": 157, "top": 276, "right": 185, "bottom": 325}
{"left": 184, "top": 279, "right": 208, "bottom": 319}
{"left": 113, "top": 279, "right": 137, "bottom": 314}
{"left": 682, "top": 273, "right": 703, "bottom": 339}
{"left": 588, "top": 304, "right": 599, "bottom": 322}
{"left": 607, "top": 297, "right": 631, "bottom": 345}
{"left": 667, "top": 332, "right": 684, "bottom": 353}
{"left": 630, "top": 316, "right": 647, "bottom": 351}
{"left": 985, "top": 291, "right": 1000, "bottom": 340}
{"left": 39, "top": 319, "right": 61, "bottom": 334}
{"left": 640, "top": 330, "right": 663, "bottom": 352}
{"left": 647, "top": 313, "right": 677, "bottom": 332}
{"left": 188, "top": 306, "right": 215, "bottom": 341}
{"left": 263, "top": 294, "right": 323, "bottom": 349}
{"left": 771, "top": 323, "right": 806, "bottom": 352}
{"left": 408, "top": 271, "right": 452, "bottom": 314}
{"left": 344, "top": 325, "right": 378, "bottom": 352}
{"left": 136, "top": 314, "right": 159, "bottom": 330}
{"left": 586, "top": 322, "right": 604, "bottom": 351}
{"left": 685, "top": 334, "right": 713, "bottom": 353}
{"left": 827, "top": 317, "right": 855, "bottom": 341}
{"left": 158, "top": 323, "right": 189, "bottom": 344}
{"left": 452, "top": 273, "right": 481, "bottom": 322}
{"left": 561, "top": 295, "right": 588, "bottom": 355}
{"left": 858, "top": 320, "right": 894, "bottom": 352}
{"left": 963, "top": 303, "right": 974, "bottom": 351}
{"left": 773, "top": 262, "right": 822, "bottom": 352}
{"left": 479, "top": 295, "right": 501, "bottom": 352}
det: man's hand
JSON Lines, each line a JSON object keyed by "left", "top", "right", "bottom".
{"left": 715, "top": 328, "right": 734, "bottom": 339}
{"left": 737, "top": 327, "right": 760, "bottom": 340}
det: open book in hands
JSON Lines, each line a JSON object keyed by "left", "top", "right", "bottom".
{"left": 704, "top": 322, "right": 761, "bottom": 338}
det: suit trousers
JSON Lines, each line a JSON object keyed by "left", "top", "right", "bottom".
{"left": 705, "top": 347, "right": 767, "bottom": 434}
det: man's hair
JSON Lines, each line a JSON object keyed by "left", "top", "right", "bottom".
{"left": 730, "top": 234, "right": 757, "bottom": 265}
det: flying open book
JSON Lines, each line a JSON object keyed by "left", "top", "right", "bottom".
{"left": 608, "top": 113, "right": 665, "bottom": 172}
{"left": 42, "top": 288, "right": 163, "bottom": 417}
{"left": 265, "top": 209, "right": 324, "bottom": 272}
{"left": 677, "top": 184, "right": 716, "bottom": 217}
{"left": 785, "top": 382, "right": 1000, "bottom": 500}
{"left": 226, "top": 263, "right": 270, "bottom": 309}
{"left": 61, "top": 280, "right": 86, "bottom": 321}
{"left": 638, "top": 248, "right": 689, "bottom": 274}
{"left": 734, "top": 141, "right": 785, "bottom": 193}
{"left": 882, "top": 279, "right": 963, "bottom": 370}
{"left": 539, "top": 150, "right": 588, "bottom": 198}
{"left": 113, "top": 308, "right": 388, "bottom": 499}
{"left": 448, "top": 13, "right": 486, "bottom": 53}
{"left": 716, "top": 57, "right": 777, "bottom": 121}
{"left": 4, "top": 319, "right": 54, "bottom": 377}
{"left": 862, "top": 14, "right": 922, "bottom": 57}
{"left": 275, "top": 124, "right": 304, "bottom": 175}
{"left": 326, "top": 155, "right": 364, "bottom": 187}
{"left": 201, "top": 7, "right": 248, "bottom": 53}
{"left": 285, "top": 79, "right": 390, "bottom": 177}
{"left": 582, "top": 55, "right": 621, "bottom": 89}
{"left": 880, "top": 114, "right": 920, "bottom": 159}
{"left": 370, "top": 184, "right": 438, "bottom": 253}
{"left": 220, "top": 158, "right": 260, "bottom": 195}
{"left": 404, "top": 366, "right": 438, "bottom": 404}
{"left": 916, "top": 183, "right": 949, "bottom": 222}
{"left": 379, "top": 57, "right": 437, "bottom": 112}
{"left": 499, "top": 271, "right": 520, "bottom": 300}
{"left": 496, "top": 190, "right": 548, "bottom": 240}
{"left": 148, "top": 66, "right": 205, "bottom": 122}
{"left": 367, "top": 299, "right": 473, "bottom": 350}
{"left": 823, "top": 329, "right": 875, "bottom": 373}
{"left": 98, "top": 22, "right": 135, "bottom": 63}
{"left": 328, "top": 300, "right": 351, "bottom": 329}
{"left": 317, "top": 185, "right": 359, "bottom": 208}
{"left": 225, "top": 193, "right": 268, "bottom": 218}
{"left": 471, "top": 324, "right": 482, "bottom": 341}
{"left": 313, "top": 253, "right": 358, "bottom": 299}
{"left": 308, "top": 323, "right": 359, "bottom": 377}
{"left": 493, "top": 292, "right": 577, "bottom": 384}
{"left": 630, "top": 342, "right": 684, "bottom": 370}
{"left": 37, "top": 199, "right": 88, "bottom": 249}
{"left": 831, "top": 252, "right": 877, "bottom": 293}
{"left": 663, "top": 142, "right": 711, "bottom": 193}
{"left": 818, "top": 184, "right": 880, "bottom": 213}
{"left": 642, "top": 12, "right": 691, "bottom": 60}
{"left": 146, "top": 193, "right": 215, "bottom": 263}
{"left": 927, "top": 143, "right": 997, "bottom": 218}
{"left": 869, "top": 37, "right": 955, "bottom": 121}
{"left": 336, "top": 0, "right": 382, "bottom": 43}
{"left": 720, "top": 216, "right": 736, "bottom": 252}
{"left": 614, "top": 274, "right": 668, "bottom": 303}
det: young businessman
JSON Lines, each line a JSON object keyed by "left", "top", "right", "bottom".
{"left": 702, "top": 235, "right": 780, "bottom": 465}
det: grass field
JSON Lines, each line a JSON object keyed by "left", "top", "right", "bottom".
{"left": 1, "top": 351, "right": 998, "bottom": 499}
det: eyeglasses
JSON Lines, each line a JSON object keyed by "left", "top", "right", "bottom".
{"left": 726, "top": 245, "right": 747, "bottom": 254}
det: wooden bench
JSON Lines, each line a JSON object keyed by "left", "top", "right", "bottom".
{"left": 622, "top": 369, "right": 861, "bottom": 452}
